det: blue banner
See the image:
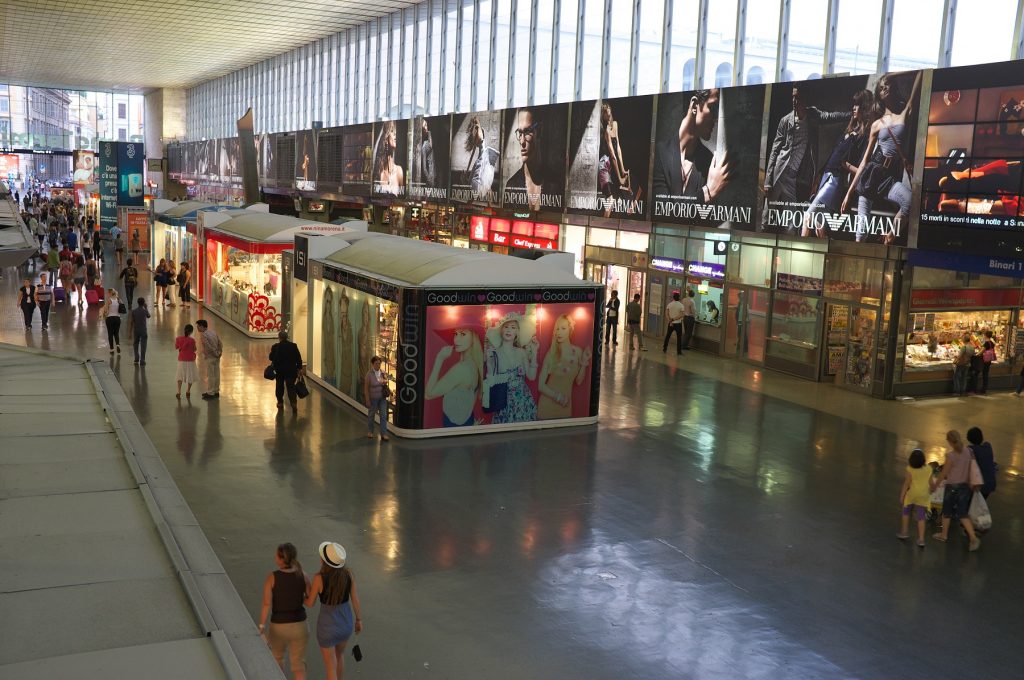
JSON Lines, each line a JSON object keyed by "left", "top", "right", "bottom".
{"left": 117, "top": 141, "right": 145, "bottom": 206}
{"left": 907, "top": 249, "right": 1024, "bottom": 279}
{"left": 98, "top": 141, "right": 118, "bottom": 235}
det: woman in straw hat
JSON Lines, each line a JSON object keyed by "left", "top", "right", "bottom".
{"left": 305, "top": 542, "right": 363, "bottom": 680}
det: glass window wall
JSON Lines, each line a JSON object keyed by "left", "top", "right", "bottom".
{"left": 834, "top": 0, "right": 881, "bottom": 75}
{"left": 511, "top": 0, "right": 532, "bottom": 107}
{"left": 889, "top": 0, "right": 942, "bottom": 71}
{"left": 785, "top": 0, "right": 827, "bottom": 81}
{"left": 606, "top": 0, "right": 633, "bottom": 98}
{"left": 635, "top": 0, "right": 665, "bottom": 95}
{"left": 494, "top": 1, "right": 512, "bottom": 108}
{"left": 555, "top": 0, "right": 579, "bottom": 102}
{"left": 534, "top": 0, "right": 556, "bottom": 104}
{"left": 578, "top": 0, "right": 604, "bottom": 100}
{"left": 476, "top": 0, "right": 493, "bottom": 111}
{"left": 743, "top": 0, "right": 780, "bottom": 85}
{"left": 668, "top": 0, "right": 698, "bottom": 91}
{"left": 704, "top": 0, "right": 737, "bottom": 87}
{"left": 950, "top": 0, "right": 1016, "bottom": 67}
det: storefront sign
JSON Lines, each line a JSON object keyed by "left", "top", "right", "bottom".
{"left": 322, "top": 263, "right": 400, "bottom": 301}
{"left": 651, "top": 256, "right": 686, "bottom": 274}
{"left": 686, "top": 261, "right": 725, "bottom": 280}
{"left": 909, "top": 288, "right": 1023, "bottom": 310}
{"left": 470, "top": 215, "right": 489, "bottom": 241}
{"left": 908, "top": 249, "right": 1024, "bottom": 280}
{"left": 776, "top": 272, "right": 823, "bottom": 295}
{"left": 294, "top": 234, "right": 310, "bottom": 282}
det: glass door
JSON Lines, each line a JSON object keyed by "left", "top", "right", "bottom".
{"left": 844, "top": 307, "right": 878, "bottom": 391}
{"left": 724, "top": 286, "right": 768, "bottom": 363}
{"left": 823, "top": 303, "right": 850, "bottom": 381}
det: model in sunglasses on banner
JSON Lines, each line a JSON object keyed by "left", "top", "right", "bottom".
{"left": 484, "top": 313, "right": 538, "bottom": 424}
{"left": 801, "top": 90, "right": 875, "bottom": 237}
{"left": 842, "top": 70, "right": 923, "bottom": 244}
{"left": 426, "top": 325, "right": 485, "bottom": 427}
{"left": 537, "top": 314, "right": 592, "bottom": 420}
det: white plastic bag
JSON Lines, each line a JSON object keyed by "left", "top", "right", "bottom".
{"left": 969, "top": 491, "right": 992, "bottom": 531}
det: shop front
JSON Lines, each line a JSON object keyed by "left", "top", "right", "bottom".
{"left": 297, "top": 232, "right": 604, "bottom": 438}
{"left": 469, "top": 216, "right": 561, "bottom": 256}
{"left": 152, "top": 200, "right": 214, "bottom": 271}
{"left": 895, "top": 263, "right": 1024, "bottom": 396}
{"left": 203, "top": 213, "right": 363, "bottom": 337}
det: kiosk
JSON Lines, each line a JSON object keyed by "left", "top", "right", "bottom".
{"left": 293, "top": 232, "right": 604, "bottom": 438}
{"left": 203, "top": 213, "right": 363, "bottom": 337}
{"left": 152, "top": 200, "right": 214, "bottom": 273}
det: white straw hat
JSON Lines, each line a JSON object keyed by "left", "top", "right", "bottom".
{"left": 319, "top": 541, "right": 347, "bottom": 569}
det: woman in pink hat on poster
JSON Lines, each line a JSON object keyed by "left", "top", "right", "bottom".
{"left": 425, "top": 323, "right": 485, "bottom": 427}
{"left": 483, "top": 311, "right": 539, "bottom": 424}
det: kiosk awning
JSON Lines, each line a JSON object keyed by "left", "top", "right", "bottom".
{"left": 207, "top": 212, "right": 361, "bottom": 244}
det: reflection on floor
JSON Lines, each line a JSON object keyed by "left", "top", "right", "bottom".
{"left": 1, "top": 257, "right": 1021, "bottom": 680}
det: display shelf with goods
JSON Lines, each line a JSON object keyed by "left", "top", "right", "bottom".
{"left": 904, "top": 310, "right": 1012, "bottom": 373}
{"left": 845, "top": 308, "right": 878, "bottom": 389}
{"left": 207, "top": 243, "right": 284, "bottom": 334}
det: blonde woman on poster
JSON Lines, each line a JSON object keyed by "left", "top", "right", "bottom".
{"left": 426, "top": 325, "right": 484, "bottom": 427}
{"left": 338, "top": 289, "right": 354, "bottom": 396}
{"left": 537, "top": 314, "right": 592, "bottom": 420}
{"left": 483, "top": 312, "right": 538, "bottom": 424}
{"left": 322, "top": 286, "right": 336, "bottom": 384}
{"left": 357, "top": 299, "right": 373, "bottom": 394}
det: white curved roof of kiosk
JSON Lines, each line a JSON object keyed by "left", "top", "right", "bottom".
{"left": 159, "top": 201, "right": 217, "bottom": 219}
{"left": 206, "top": 212, "right": 352, "bottom": 243}
{"left": 322, "top": 234, "right": 587, "bottom": 287}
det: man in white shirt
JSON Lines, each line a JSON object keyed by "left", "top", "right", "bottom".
{"left": 196, "top": 319, "right": 223, "bottom": 400}
{"left": 681, "top": 289, "right": 697, "bottom": 350}
{"left": 663, "top": 291, "right": 685, "bottom": 355}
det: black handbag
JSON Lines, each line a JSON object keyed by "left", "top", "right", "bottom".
{"left": 263, "top": 365, "right": 276, "bottom": 380}
{"left": 482, "top": 352, "right": 508, "bottom": 413}
{"left": 294, "top": 378, "right": 310, "bottom": 399}
{"left": 117, "top": 301, "right": 127, "bottom": 314}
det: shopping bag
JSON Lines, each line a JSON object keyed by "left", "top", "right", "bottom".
{"left": 294, "top": 378, "right": 310, "bottom": 399}
{"left": 968, "top": 491, "right": 992, "bottom": 531}
{"left": 969, "top": 457, "right": 984, "bottom": 488}
{"left": 263, "top": 365, "right": 276, "bottom": 380}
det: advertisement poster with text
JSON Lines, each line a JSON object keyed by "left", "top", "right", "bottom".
{"left": 567, "top": 96, "right": 653, "bottom": 219}
{"left": 500, "top": 104, "right": 569, "bottom": 211}
{"left": 99, "top": 142, "right": 118, "bottom": 233}
{"left": 921, "top": 62, "right": 1024, "bottom": 242}
{"left": 652, "top": 86, "right": 765, "bottom": 230}
{"left": 760, "top": 70, "right": 922, "bottom": 246}
{"left": 372, "top": 119, "right": 408, "bottom": 197}
{"left": 421, "top": 289, "right": 601, "bottom": 429}
{"left": 72, "top": 150, "right": 96, "bottom": 185}
{"left": 450, "top": 111, "right": 503, "bottom": 205}
{"left": 410, "top": 115, "right": 451, "bottom": 201}
{"left": 116, "top": 141, "right": 145, "bottom": 207}
{"left": 295, "top": 130, "right": 317, "bottom": 191}
{"left": 342, "top": 124, "right": 373, "bottom": 196}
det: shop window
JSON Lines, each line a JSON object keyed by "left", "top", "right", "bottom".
{"left": 775, "top": 249, "right": 824, "bottom": 295}
{"left": 653, "top": 234, "right": 685, "bottom": 260}
{"left": 905, "top": 310, "right": 1013, "bottom": 373}
{"left": 685, "top": 237, "right": 726, "bottom": 267}
{"left": 617, "top": 230, "right": 649, "bottom": 252}
{"left": 824, "top": 256, "right": 884, "bottom": 305}
{"left": 588, "top": 227, "right": 616, "bottom": 248}
{"left": 767, "top": 292, "right": 821, "bottom": 366}
{"left": 728, "top": 244, "right": 772, "bottom": 287}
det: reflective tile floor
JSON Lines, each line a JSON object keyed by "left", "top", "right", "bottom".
{"left": 2, "top": 259, "right": 1021, "bottom": 679}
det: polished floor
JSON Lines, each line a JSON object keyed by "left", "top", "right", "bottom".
{"left": 2, "top": 257, "right": 1021, "bottom": 680}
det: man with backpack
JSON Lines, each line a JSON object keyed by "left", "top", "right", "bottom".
{"left": 119, "top": 259, "right": 139, "bottom": 307}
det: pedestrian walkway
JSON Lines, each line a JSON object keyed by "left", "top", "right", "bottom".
{"left": 0, "top": 343, "right": 281, "bottom": 679}
{"left": 1, "top": 253, "right": 1021, "bottom": 679}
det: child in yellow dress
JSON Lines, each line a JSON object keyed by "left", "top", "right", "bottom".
{"left": 898, "top": 449, "right": 932, "bottom": 547}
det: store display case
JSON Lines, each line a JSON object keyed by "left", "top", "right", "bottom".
{"left": 904, "top": 310, "right": 1012, "bottom": 375}
{"left": 299, "top": 232, "right": 603, "bottom": 438}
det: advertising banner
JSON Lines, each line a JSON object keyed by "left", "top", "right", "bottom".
{"left": 419, "top": 287, "right": 601, "bottom": 428}
{"left": 450, "top": 111, "right": 503, "bottom": 204}
{"left": 295, "top": 130, "right": 317, "bottom": 191}
{"left": 220, "top": 137, "right": 241, "bottom": 186}
{"left": 920, "top": 61, "right": 1024, "bottom": 251}
{"left": 116, "top": 141, "right": 145, "bottom": 207}
{"left": 341, "top": 124, "right": 373, "bottom": 196}
{"left": 99, "top": 141, "right": 118, "bottom": 234}
{"left": 182, "top": 142, "right": 194, "bottom": 180}
{"left": 72, "top": 150, "right": 96, "bottom": 185}
{"left": 759, "top": 70, "right": 922, "bottom": 245}
{"left": 500, "top": 103, "right": 569, "bottom": 211}
{"left": 652, "top": 86, "right": 765, "bottom": 230}
{"left": 124, "top": 210, "right": 150, "bottom": 254}
{"left": 195, "top": 139, "right": 216, "bottom": 179}
{"left": 410, "top": 115, "right": 451, "bottom": 201}
{"left": 0, "top": 154, "right": 18, "bottom": 176}
{"left": 371, "top": 119, "right": 409, "bottom": 197}
{"left": 566, "top": 96, "right": 654, "bottom": 218}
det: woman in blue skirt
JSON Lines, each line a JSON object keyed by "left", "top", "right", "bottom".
{"left": 305, "top": 542, "right": 363, "bottom": 680}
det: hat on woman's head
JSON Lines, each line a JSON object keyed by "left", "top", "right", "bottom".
{"left": 486, "top": 311, "right": 525, "bottom": 348}
{"left": 319, "top": 541, "right": 347, "bottom": 569}
{"left": 433, "top": 322, "right": 485, "bottom": 346}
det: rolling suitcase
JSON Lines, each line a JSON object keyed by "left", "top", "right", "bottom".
{"left": 54, "top": 286, "right": 66, "bottom": 303}
{"left": 85, "top": 288, "right": 100, "bottom": 306}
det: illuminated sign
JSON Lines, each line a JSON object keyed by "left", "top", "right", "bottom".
{"left": 470, "top": 215, "right": 490, "bottom": 241}
{"left": 651, "top": 256, "right": 686, "bottom": 274}
{"left": 308, "top": 201, "right": 326, "bottom": 213}
{"left": 686, "top": 261, "right": 725, "bottom": 279}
